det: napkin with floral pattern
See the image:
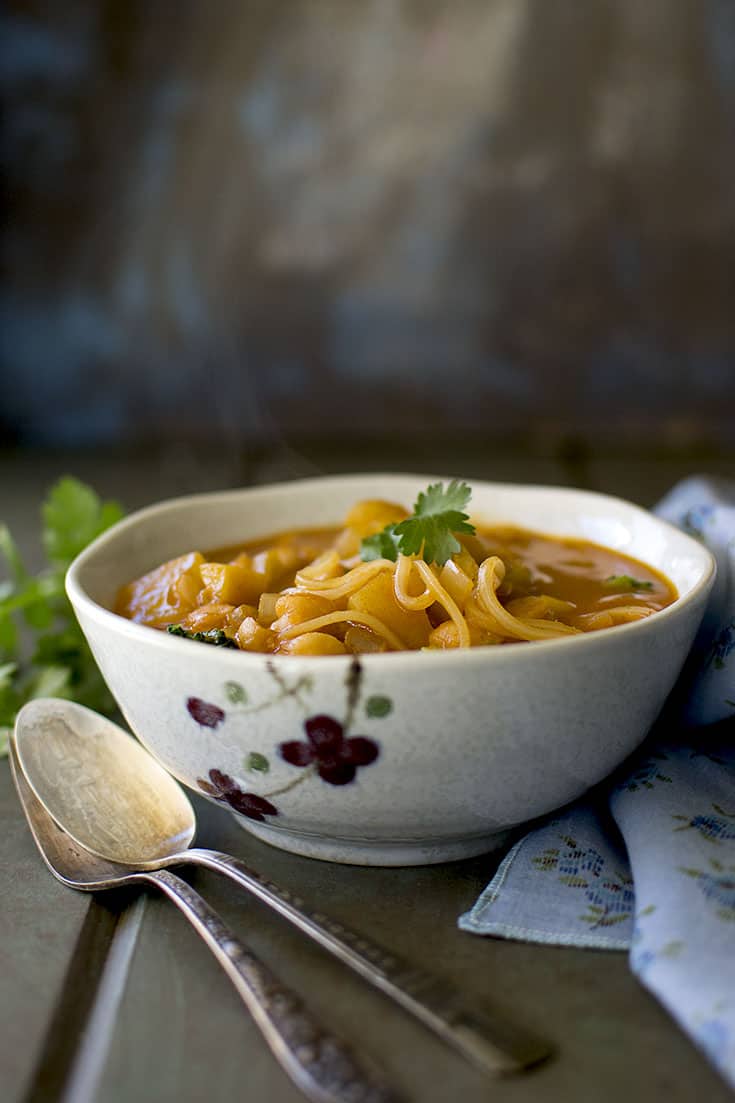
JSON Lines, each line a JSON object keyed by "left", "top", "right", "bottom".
{"left": 459, "top": 477, "right": 735, "bottom": 1088}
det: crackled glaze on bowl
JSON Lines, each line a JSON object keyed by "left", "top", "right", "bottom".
{"left": 66, "top": 475, "right": 715, "bottom": 865}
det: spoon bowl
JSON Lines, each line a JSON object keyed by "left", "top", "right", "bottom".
{"left": 15, "top": 697, "right": 195, "bottom": 865}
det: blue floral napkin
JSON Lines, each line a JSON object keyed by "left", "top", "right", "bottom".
{"left": 459, "top": 477, "right": 735, "bottom": 1088}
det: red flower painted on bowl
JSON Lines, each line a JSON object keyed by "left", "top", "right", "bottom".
{"left": 279, "top": 714, "right": 379, "bottom": 786}
{"left": 187, "top": 697, "right": 226, "bottom": 729}
{"left": 197, "top": 768, "right": 278, "bottom": 821}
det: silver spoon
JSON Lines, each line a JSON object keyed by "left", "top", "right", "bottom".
{"left": 8, "top": 739, "right": 395, "bottom": 1103}
{"left": 14, "top": 698, "right": 549, "bottom": 1076}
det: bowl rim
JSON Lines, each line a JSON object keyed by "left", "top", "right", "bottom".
{"left": 66, "top": 472, "right": 717, "bottom": 670}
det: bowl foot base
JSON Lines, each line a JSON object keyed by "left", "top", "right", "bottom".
{"left": 234, "top": 818, "right": 515, "bottom": 866}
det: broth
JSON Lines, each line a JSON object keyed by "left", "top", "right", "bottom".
{"left": 116, "top": 501, "right": 677, "bottom": 655}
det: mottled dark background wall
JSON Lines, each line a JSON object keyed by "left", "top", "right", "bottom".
{"left": 2, "top": 0, "right": 735, "bottom": 454}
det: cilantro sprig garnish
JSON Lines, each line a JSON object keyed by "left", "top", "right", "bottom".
{"left": 361, "top": 480, "right": 476, "bottom": 566}
{"left": 0, "top": 477, "right": 124, "bottom": 756}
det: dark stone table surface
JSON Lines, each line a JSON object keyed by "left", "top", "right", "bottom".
{"left": 2, "top": 445, "right": 733, "bottom": 1103}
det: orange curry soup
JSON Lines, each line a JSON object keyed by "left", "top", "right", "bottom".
{"left": 116, "top": 500, "right": 677, "bottom": 655}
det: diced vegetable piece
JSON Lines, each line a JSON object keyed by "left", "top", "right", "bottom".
{"left": 278, "top": 632, "right": 347, "bottom": 656}
{"left": 428, "top": 620, "right": 501, "bottom": 648}
{"left": 225, "top": 604, "right": 258, "bottom": 631}
{"left": 298, "top": 551, "right": 344, "bottom": 581}
{"left": 273, "top": 592, "right": 334, "bottom": 627}
{"left": 199, "top": 562, "right": 265, "bottom": 605}
{"left": 344, "top": 626, "right": 387, "bottom": 653}
{"left": 348, "top": 572, "right": 431, "bottom": 649}
{"left": 179, "top": 602, "right": 232, "bottom": 633}
{"left": 338, "top": 500, "right": 410, "bottom": 558}
{"left": 235, "top": 617, "right": 276, "bottom": 652}
{"left": 252, "top": 548, "right": 299, "bottom": 591}
{"left": 257, "top": 592, "right": 280, "bottom": 625}
{"left": 344, "top": 499, "right": 409, "bottom": 538}
{"left": 335, "top": 528, "right": 360, "bottom": 558}
{"left": 115, "top": 551, "right": 205, "bottom": 627}
{"left": 172, "top": 568, "right": 204, "bottom": 607}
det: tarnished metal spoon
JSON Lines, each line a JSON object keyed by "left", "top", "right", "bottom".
{"left": 9, "top": 737, "right": 395, "bottom": 1103}
{"left": 14, "top": 698, "right": 549, "bottom": 1077}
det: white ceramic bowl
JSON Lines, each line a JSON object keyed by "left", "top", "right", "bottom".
{"left": 66, "top": 474, "right": 715, "bottom": 866}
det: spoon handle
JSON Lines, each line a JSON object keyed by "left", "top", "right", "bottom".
{"left": 184, "top": 849, "right": 548, "bottom": 1075}
{"left": 139, "top": 868, "right": 396, "bottom": 1103}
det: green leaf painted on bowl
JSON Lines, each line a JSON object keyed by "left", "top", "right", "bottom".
{"left": 225, "top": 680, "right": 247, "bottom": 704}
{"left": 246, "top": 751, "right": 270, "bottom": 774}
{"left": 365, "top": 694, "right": 392, "bottom": 719}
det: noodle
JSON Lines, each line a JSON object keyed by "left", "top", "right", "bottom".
{"left": 393, "top": 554, "right": 435, "bottom": 610}
{"left": 279, "top": 609, "right": 407, "bottom": 651}
{"left": 412, "top": 559, "right": 471, "bottom": 648}
{"left": 473, "top": 558, "right": 580, "bottom": 642}
{"left": 294, "top": 558, "right": 393, "bottom": 599}
{"left": 578, "top": 606, "right": 652, "bottom": 631}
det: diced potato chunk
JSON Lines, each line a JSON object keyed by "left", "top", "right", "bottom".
{"left": 253, "top": 548, "right": 298, "bottom": 591}
{"left": 343, "top": 499, "right": 409, "bottom": 537}
{"left": 278, "top": 632, "right": 347, "bottom": 656}
{"left": 344, "top": 626, "right": 387, "bottom": 653}
{"left": 115, "top": 552, "right": 205, "bottom": 627}
{"left": 428, "top": 620, "right": 501, "bottom": 649}
{"left": 200, "top": 562, "right": 266, "bottom": 606}
{"left": 257, "top": 592, "right": 280, "bottom": 625}
{"left": 226, "top": 604, "right": 259, "bottom": 631}
{"left": 336, "top": 499, "right": 410, "bottom": 558}
{"left": 348, "top": 572, "right": 431, "bottom": 649}
{"left": 428, "top": 621, "right": 462, "bottom": 649}
{"left": 298, "top": 551, "right": 344, "bottom": 581}
{"left": 273, "top": 593, "right": 334, "bottom": 626}
{"left": 335, "top": 527, "right": 361, "bottom": 558}
{"left": 179, "top": 602, "right": 232, "bottom": 633}
{"left": 235, "top": 617, "right": 276, "bottom": 652}
{"left": 173, "top": 568, "right": 204, "bottom": 608}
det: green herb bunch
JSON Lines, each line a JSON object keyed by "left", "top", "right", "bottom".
{"left": 0, "top": 477, "right": 125, "bottom": 755}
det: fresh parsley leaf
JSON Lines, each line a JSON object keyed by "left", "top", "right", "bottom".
{"left": 603, "top": 575, "right": 655, "bottom": 592}
{"left": 167, "top": 624, "right": 238, "bottom": 648}
{"left": 0, "top": 524, "right": 28, "bottom": 585}
{"left": 0, "top": 661, "right": 20, "bottom": 737}
{"left": 42, "top": 477, "right": 124, "bottom": 567}
{"left": 0, "top": 477, "right": 124, "bottom": 757}
{"left": 360, "top": 480, "right": 476, "bottom": 566}
{"left": 414, "top": 480, "right": 473, "bottom": 519}
{"left": 360, "top": 524, "right": 402, "bottom": 562}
